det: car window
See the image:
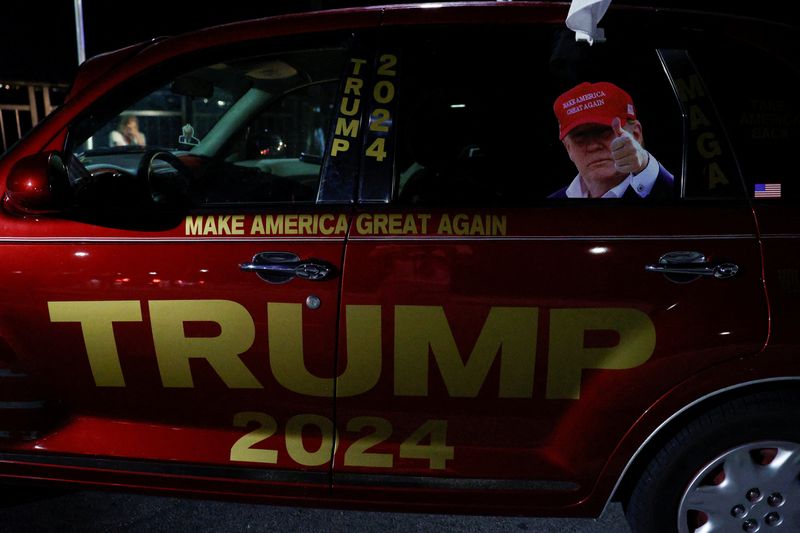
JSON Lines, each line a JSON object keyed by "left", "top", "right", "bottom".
{"left": 78, "top": 83, "right": 240, "bottom": 153}
{"left": 690, "top": 32, "right": 800, "bottom": 201}
{"left": 213, "top": 81, "right": 338, "bottom": 203}
{"left": 65, "top": 46, "right": 348, "bottom": 208}
{"left": 387, "top": 25, "right": 684, "bottom": 205}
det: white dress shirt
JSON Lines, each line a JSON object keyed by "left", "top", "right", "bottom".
{"left": 564, "top": 152, "right": 660, "bottom": 198}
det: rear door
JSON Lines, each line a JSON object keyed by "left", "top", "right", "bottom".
{"left": 330, "top": 18, "right": 768, "bottom": 512}
{"left": 686, "top": 20, "right": 800, "bottom": 368}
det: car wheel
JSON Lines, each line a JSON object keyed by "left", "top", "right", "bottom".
{"left": 624, "top": 390, "right": 800, "bottom": 533}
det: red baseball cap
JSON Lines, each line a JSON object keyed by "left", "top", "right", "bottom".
{"left": 553, "top": 81, "right": 636, "bottom": 140}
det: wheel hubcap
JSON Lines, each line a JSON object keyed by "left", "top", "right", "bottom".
{"left": 677, "top": 441, "right": 800, "bottom": 532}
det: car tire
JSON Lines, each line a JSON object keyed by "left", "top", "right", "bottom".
{"left": 624, "top": 389, "right": 800, "bottom": 533}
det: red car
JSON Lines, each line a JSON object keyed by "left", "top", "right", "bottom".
{"left": 1, "top": 3, "right": 798, "bottom": 532}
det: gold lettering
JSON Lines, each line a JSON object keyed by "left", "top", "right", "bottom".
{"left": 675, "top": 75, "right": 705, "bottom": 102}
{"left": 331, "top": 138, "right": 349, "bottom": 156}
{"left": 373, "top": 214, "right": 388, "bottom": 235}
{"left": 707, "top": 161, "right": 730, "bottom": 189}
{"left": 402, "top": 214, "right": 418, "bottom": 234}
{"left": 269, "top": 303, "right": 332, "bottom": 396}
{"left": 395, "top": 306, "right": 538, "bottom": 398}
{"left": 689, "top": 105, "right": 711, "bottom": 131}
{"left": 335, "top": 214, "right": 349, "bottom": 234}
{"left": 356, "top": 213, "right": 372, "bottom": 234}
{"left": 338, "top": 305, "right": 382, "bottom": 397}
{"left": 150, "top": 300, "right": 261, "bottom": 388}
{"left": 319, "top": 214, "right": 335, "bottom": 235}
{"left": 216, "top": 215, "right": 231, "bottom": 235}
{"left": 335, "top": 117, "right": 360, "bottom": 138}
{"left": 452, "top": 214, "right": 468, "bottom": 236}
{"left": 48, "top": 300, "right": 142, "bottom": 387}
{"left": 697, "top": 132, "right": 722, "bottom": 158}
{"left": 349, "top": 58, "right": 367, "bottom": 75}
{"left": 298, "top": 214, "right": 313, "bottom": 235}
{"left": 284, "top": 215, "right": 298, "bottom": 235}
{"left": 340, "top": 96, "right": 360, "bottom": 117}
{"left": 250, "top": 215, "right": 264, "bottom": 235}
{"left": 418, "top": 214, "right": 431, "bottom": 234}
{"left": 344, "top": 76, "right": 363, "bottom": 96}
{"left": 388, "top": 214, "right": 403, "bottom": 235}
{"left": 437, "top": 215, "right": 452, "bottom": 235}
{"left": 185, "top": 216, "right": 203, "bottom": 236}
{"left": 232, "top": 215, "right": 245, "bottom": 235}
{"left": 377, "top": 54, "right": 398, "bottom": 76}
{"left": 469, "top": 215, "right": 485, "bottom": 236}
{"left": 285, "top": 414, "right": 335, "bottom": 466}
{"left": 492, "top": 215, "right": 507, "bottom": 236}
{"left": 373, "top": 80, "right": 395, "bottom": 104}
{"left": 203, "top": 217, "right": 217, "bottom": 235}
{"left": 546, "top": 308, "right": 655, "bottom": 400}
{"left": 265, "top": 215, "right": 283, "bottom": 235}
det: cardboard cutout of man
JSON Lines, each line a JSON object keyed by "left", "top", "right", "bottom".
{"left": 549, "top": 81, "right": 674, "bottom": 199}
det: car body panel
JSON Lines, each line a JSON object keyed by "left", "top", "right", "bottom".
{"left": 0, "top": 0, "right": 794, "bottom": 519}
{"left": 331, "top": 205, "right": 767, "bottom": 511}
{"left": 0, "top": 211, "right": 349, "bottom": 478}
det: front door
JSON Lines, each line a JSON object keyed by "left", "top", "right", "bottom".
{"left": 0, "top": 37, "right": 356, "bottom": 487}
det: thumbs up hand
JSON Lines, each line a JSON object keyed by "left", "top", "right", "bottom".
{"left": 610, "top": 117, "right": 649, "bottom": 175}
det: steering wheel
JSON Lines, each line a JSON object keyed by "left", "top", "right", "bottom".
{"left": 136, "top": 150, "right": 194, "bottom": 205}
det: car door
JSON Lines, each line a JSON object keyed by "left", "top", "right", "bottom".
{"left": 685, "top": 22, "right": 800, "bottom": 371}
{"left": 0, "top": 35, "right": 357, "bottom": 485}
{"left": 330, "top": 19, "right": 769, "bottom": 512}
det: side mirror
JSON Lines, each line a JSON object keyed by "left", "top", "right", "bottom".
{"left": 3, "top": 152, "right": 70, "bottom": 215}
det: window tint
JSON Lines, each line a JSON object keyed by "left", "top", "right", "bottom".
{"left": 78, "top": 84, "right": 239, "bottom": 153}
{"left": 66, "top": 46, "right": 347, "bottom": 208}
{"left": 691, "top": 32, "right": 800, "bottom": 201}
{"left": 391, "top": 25, "right": 683, "bottom": 205}
{"left": 214, "top": 81, "right": 339, "bottom": 203}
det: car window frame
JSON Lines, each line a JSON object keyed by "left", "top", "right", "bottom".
{"left": 61, "top": 30, "right": 363, "bottom": 216}
{"left": 356, "top": 18, "right": 756, "bottom": 208}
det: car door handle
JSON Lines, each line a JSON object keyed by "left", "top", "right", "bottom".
{"left": 240, "top": 252, "right": 336, "bottom": 283}
{"left": 645, "top": 251, "right": 739, "bottom": 279}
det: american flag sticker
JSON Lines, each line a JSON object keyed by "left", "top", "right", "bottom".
{"left": 754, "top": 183, "right": 781, "bottom": 199}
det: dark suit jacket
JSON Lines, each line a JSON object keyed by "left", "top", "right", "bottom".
{"left": 548, "top": 163, "right": 675, "bottom": 199}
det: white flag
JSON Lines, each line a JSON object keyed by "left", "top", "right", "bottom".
{"left": 566, "top": 0, "right": 612, "bottom": 45}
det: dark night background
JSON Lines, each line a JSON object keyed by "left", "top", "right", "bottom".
{"left": 0, "top": 0, "right": 786, "bottom": 85}
{"left": 0, "top": 0, "right": 380, "bottom": 84}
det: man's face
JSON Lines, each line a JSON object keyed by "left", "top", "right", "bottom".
{"left": 562, "top": 123, "right": 625, "bottom": 186}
